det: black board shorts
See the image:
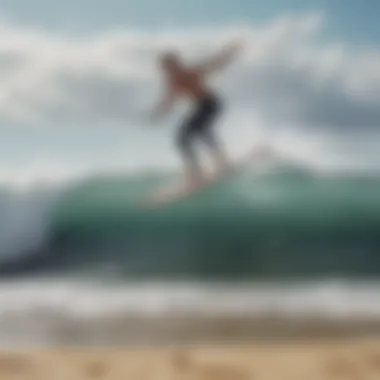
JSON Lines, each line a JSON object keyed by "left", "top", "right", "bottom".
{"left": 177, "top": 93, "right": 222, "bottom": 152}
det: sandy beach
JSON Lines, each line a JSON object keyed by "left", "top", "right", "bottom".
{"left": 1, "top": 311, "right": 380, "bottom": 379}
{"left": 0, "top": 339, "right": 380, "bottom": 380}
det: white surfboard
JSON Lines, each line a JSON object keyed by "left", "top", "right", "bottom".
{"left": 142, "top": 145, "right": 273, "bottom": 209}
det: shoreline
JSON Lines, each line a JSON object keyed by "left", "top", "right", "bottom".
{"left": 2, "top": 315, "right": 380, "bottom": 378}
{"left": 1, "top": 339, "right": 380, "bottom": 379}
{"left": 9, "top": 313, "right": 380, "bottom": 347}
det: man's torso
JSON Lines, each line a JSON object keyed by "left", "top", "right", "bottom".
{"left": 169, "top": 68, "right": 211, "bottom": 101}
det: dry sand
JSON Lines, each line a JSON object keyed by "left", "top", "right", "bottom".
{"left": 1, "top": 340, "right": 380, "bottom": 380}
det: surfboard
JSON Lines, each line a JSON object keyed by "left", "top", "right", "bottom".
{"left": 142, "top": 144, "right": 274, "bottom": 209}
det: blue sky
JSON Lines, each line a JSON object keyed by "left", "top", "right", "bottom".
{"left": 0, "top": 0, "right": 378, "bottom": 45}
{"left": 0, "top": 0, "right": 378, "bottom": 180}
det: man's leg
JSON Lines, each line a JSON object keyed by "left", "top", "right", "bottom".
{"left": 196, "top": 95, "right": 230, "bottom": 173}
{"left": 176, "top": 123, "right": 204, "bottom": 185}
{"left": 202, "top": 129, "right": 230, "bottom": 173}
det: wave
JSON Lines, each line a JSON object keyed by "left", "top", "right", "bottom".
{"left": 0, "top": 160, "right": 379, "bottom": 278}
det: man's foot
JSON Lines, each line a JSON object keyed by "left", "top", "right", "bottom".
{"left": 216, "top": 156, "right": 232, "bottom": 177}
{"left": 184, "top": 170, "right": 205, "bottom": 188}
{"left": 211, "top": 150, "right": 231, "bottom": 174}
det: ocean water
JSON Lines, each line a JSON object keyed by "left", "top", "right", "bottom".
{"left": 0, "top": 156, "right": 380, "bottom": 346}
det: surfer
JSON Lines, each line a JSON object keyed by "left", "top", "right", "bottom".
{"left": 149, "top": 41, "right": 243, "bottom": 185}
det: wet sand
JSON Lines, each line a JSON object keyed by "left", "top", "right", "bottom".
{"left": 1, "top": 314, "right": 380, "bottom": 379}
{"left": 42, "top": 313, "right": 380, "bottom": 346}
{"left": 1, "top": 339, "right": 380, "bottom": 379}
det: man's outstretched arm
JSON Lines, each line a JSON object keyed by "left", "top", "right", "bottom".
{"left": 197, "top": 40, "right": 243, "bottom": 76}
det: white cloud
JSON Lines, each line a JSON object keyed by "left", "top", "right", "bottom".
{"left": 0, "top": 13, "right": 379, "bottom": 130}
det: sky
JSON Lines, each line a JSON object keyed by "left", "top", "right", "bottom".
{"left": 0, "top": 0, "right": 378, "bottom": 44}
{"left": 0, "top": 0, "right": 379, "bottom": 182}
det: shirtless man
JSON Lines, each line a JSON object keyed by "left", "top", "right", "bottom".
{"left": 149, "top": 41, "right": 243, "bottom": 185}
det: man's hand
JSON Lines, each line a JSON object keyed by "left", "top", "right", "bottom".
{"left": 148, "top": 102, "right": 169, "bottom": 124}
{"left": 147, "top": 109, "right": 157, "bottom": 123}
{"left": 148, "top": 88, "right": 176, "bottom": 125}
